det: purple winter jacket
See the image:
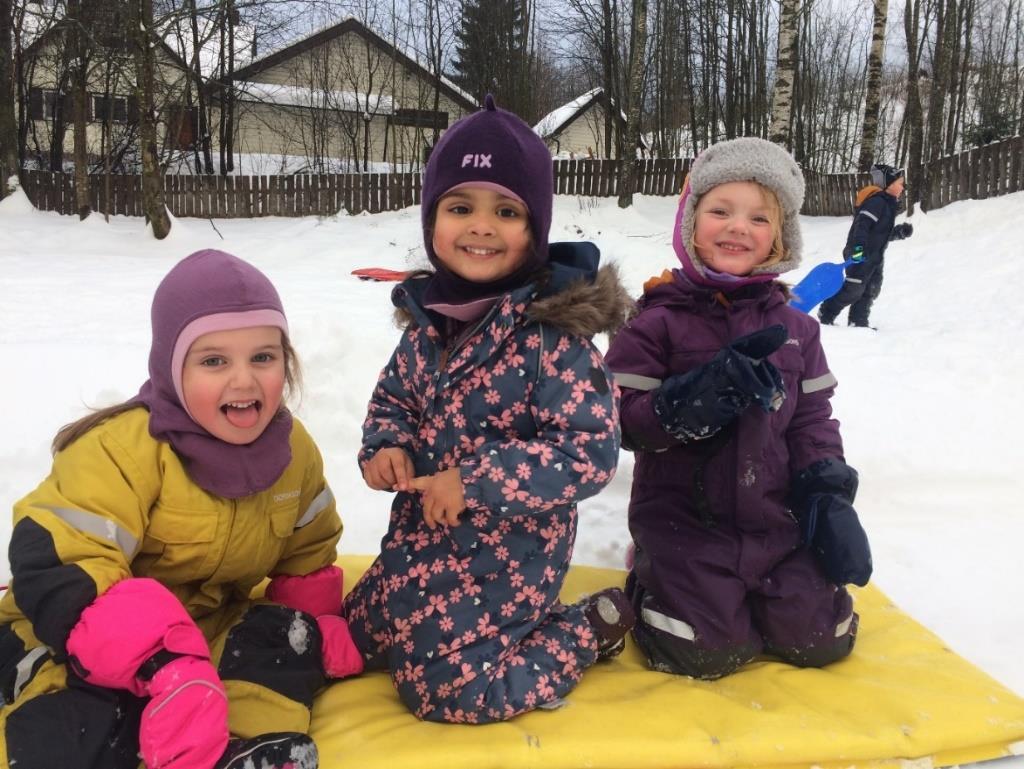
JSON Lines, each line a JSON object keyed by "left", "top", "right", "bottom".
{"left": 604, "top": 270, "right": 845, "bottom": 591}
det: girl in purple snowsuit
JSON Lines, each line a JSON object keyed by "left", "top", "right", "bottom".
{"left": 343, "top": 97, "right": 635, "bottom": 723}
{"left": 604, "top": 137, "right": 872, "bottom": 680}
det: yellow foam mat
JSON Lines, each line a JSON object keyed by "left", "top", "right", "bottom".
{"left": 310, "top": 556, "right": 1024, "bottom": 769}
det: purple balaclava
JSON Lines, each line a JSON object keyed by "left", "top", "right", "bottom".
{"left": 420, "top": 95, "right": 554, "bottom": 314}
{"left": 133, "top": 249, "right": 293, "bottom": 499}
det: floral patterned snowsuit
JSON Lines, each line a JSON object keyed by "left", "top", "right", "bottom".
{"left": 344, "top": 256, "right": 624, "bottom": 723}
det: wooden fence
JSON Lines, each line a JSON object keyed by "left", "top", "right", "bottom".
{"left": 3, "top": 136, "right": 1022, "bottom": 219}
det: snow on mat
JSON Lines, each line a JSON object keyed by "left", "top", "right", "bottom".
{"left": 310, "top": 556, "right": 1024, "bottom": 769}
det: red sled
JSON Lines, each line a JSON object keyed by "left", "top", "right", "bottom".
{"left": 351, "top": 268, "right": 409, "bottom": 282}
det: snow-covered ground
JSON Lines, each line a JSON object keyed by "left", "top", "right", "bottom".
{"left": 2, "top": 185, "right": 1022, "bottom": 751}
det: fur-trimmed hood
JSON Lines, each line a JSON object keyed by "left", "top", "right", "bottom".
{"left": 392, "top": 242, "right": 634, "bottom": 339}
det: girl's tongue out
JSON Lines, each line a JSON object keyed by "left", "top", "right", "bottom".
{"left": 223, "top": 400, "right": 260, "bottom": 428}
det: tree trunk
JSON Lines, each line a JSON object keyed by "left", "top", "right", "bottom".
{"left": 0, "top": 0, "right": 19, "bottom": 192}
{"left": 903, "top": 0, "right": 925, "bottom": 215}
{"left": 131, "top": 0, "right": 170, "bottom": 239}
{"left": 69, "top": 0, "right": 90, "bottom": 219}
{"left": 768, "top": 0, "right": 798, "bottom": 147}
{"left": 617, "top": 0, "right": 647, "bottom": 207}
{"left": 858, "top": 0, "right": 888, "bottom": 169}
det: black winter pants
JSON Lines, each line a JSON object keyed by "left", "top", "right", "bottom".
{"left": 819, "top": 260, "right": 885, "bottom": 327}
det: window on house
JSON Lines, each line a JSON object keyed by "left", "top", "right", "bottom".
{"left": 29, "top": 88, "right": 65, "bottom": 121}
{"left": 93, "top": 94, "right": 128, "bottom": 123}
{"left": 390, "top": 108, "right": 448, "bottom": 130}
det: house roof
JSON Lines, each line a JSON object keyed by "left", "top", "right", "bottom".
{"left": 534, "top": 88, "right": 627, "bottom": 138}
{"left": 232, "top": 17, "right": 477, "bottom": 112}
{"left": 23, "top": 17, "right": 191, "bottom": 76}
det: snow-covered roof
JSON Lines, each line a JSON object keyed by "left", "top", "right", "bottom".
{"left": 533, "top": 88, "right": 604, "bottom": 137}
{"left": 236, "top": 81, "right": 395, "bottom": 115}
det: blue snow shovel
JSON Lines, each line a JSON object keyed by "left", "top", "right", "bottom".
{"left": 788, "top": 258, "right": 855, "bottom": 313}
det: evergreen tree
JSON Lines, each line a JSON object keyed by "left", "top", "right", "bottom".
{"left": 451, "top": 0, "right": 529, "bottom": 117}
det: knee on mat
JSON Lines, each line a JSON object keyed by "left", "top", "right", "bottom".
{"left": 633, "top": 624, "right": 757, "bottom": 680}
{"left": 771, "top": 612, "right": 859, "bottom": 669}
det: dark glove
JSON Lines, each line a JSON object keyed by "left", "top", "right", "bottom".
{"left": 891, "top": 222, "right": 913, "bottom": 240}
{"left": 653, "top": 325, "right": 787, "bottom": 442}
{"left": 843, "top": 244, "right": 865, "bottom": 262}
{"left": 791, "top": 458, "right": 872, "bottom": 587}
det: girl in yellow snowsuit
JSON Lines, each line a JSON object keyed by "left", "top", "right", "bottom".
{"left": 0, "top": 249, "right": 362, "bottom": 769}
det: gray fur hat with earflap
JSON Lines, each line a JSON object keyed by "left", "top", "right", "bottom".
{"left": 680, "top": 136, "right": 806, "bottom": 277}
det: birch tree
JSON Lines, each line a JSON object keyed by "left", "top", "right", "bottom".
{"left": 0, "top": 0, "right": 18, "bottom": 188}
{"left": 617, "top": 0, "right": 646, "bottom": 207}
{"left": 130, "top": 0, "right": 171, "bottom": 238}
{"left": 768, "top": 0, "right": 799, "bottom": 147}
{"left": 858, "top": 0, "right": 887, "bottom": 170}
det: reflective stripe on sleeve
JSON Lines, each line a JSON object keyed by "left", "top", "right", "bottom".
{"left": 612, "top": 372, "right": 663, "bottom": 392}
{"left": 13, "top": 646, "right": 49, "bottom": 700}
{"left": 802, "top": 372, "right": 838, "bottom": 394}
{"left": 858, "top": 210, "right": 879, "bottom": 221}
{"left": 41, "top": 505, "right": 139, "bottom": 558}
{"left": 296, "top": 487, "right": 334, "bottom": 529}
{"left": 642, "top": 607, "right": 696, "bottom": 641}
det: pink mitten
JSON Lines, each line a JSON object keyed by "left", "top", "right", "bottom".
{"left": 266, "top": 564, "right": 344, "bottom": 617}
{"left": 317, "top": 615, "right": 364, "bottom": 678}
{"left": 138, "top": 655, "right": 229, "bottom": 769}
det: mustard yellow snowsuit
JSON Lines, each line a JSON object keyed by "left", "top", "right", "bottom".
{"left": 0, "top": 407, "right": 341, "bottom": 769}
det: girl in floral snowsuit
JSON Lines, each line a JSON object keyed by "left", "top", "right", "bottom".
{"left": 343, "top": 97, "right": 635, "bottom": 724}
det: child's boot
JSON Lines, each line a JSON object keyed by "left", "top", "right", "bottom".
{"left": 214, "top": 732, "right": 318, "bottom": 769}
{"left": 583, "top": 588, "right": 636, "bottom": 660}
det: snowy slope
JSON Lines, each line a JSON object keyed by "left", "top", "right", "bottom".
{"left": 1, "top": 186, "right": 1022, "bottom": 745}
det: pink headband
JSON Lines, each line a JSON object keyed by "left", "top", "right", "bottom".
{"left": 171, "top": 309, "right": 289, "bottom": 417}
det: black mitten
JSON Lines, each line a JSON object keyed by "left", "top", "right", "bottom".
{"left": 891, "top": 222, "right": 913, "bottom": 240}
{"left": 654, "top": 325, "right": 788, "bottom": 442}
{"left": 791, "top": 458, "right": 872, "bottom": 587}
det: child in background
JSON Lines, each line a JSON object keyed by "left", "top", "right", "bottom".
{"left": 0, "top": 250, "right": 362, "bottom": 769}
{"left": 605, "top": 138, "right": 872, "bottom": 680}
{"left": 344, "top": 96, "right": 635, "bottom": 723}
{"left": 818, "top": 164, "right": 914, "bottom": 328}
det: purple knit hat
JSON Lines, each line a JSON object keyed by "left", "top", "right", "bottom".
{"left": 419, "top": 95, "right": 553, "bottom": 309}
{"left": 133, "top": 249, "right": 293, "bottom": 499}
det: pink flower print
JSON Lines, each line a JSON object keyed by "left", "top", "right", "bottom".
{"left": 447, "top": 553, "right": 472, "bottom": 574}
{"left": 471, "top": 367, "right": 493, "bottom": 389}
{"left": 495, "top": 545, "right": 509, "bottom": 561}
{"left": 509, "top": 571, "right": 525, "bottom": 588}
{"left": 544, "top": 637, "right": 562, "bottom": 655}
{"left": 526, "top": 495, "right": 544, "bottom": 510}
{"left": 484, "top": 389, "right": 501, "bottom": 405}
{"left": 524, "top": 691, "right": 537, "bottom": 707}
{"left": 403, "top": 661, "right": 425, "bottom": 682}
{"left": 460, "top": 576, "right": 482, "bottom": 597}
{"left": 488, "top": 465, "right": 507, "bottom": 483}
{"left": 526, "top": 443, "right": 554, "bottom": 466}
{"left": 516, "top": 584, "right": 544, "bottom": 607}
{"left": 591, "top": 402, "right": 608, "bottom": 419}
{"left": 415, "top": 680, "right": 429, "bottom": 697}
{"left": 479, "top": 529, "right": 503, "bottom": 546}
{"left": 453, "top": 413, "right": 467, "bottom": 429}
{"left": 540, "top": 524, "right": 561, "bottom": 554}
{"left": 393, "top": 617, "right": 412, "bottom": 644}
{"left": 439, "top": 615, "right": 455, "bottom": 632}
{"left": 409, "top": 529, "right": 430, "bottom": 551}
{"left": 408, "top": 563, "right": 430, "bottom": 587}
{"left": 500, "top": 601, "right": 515, "bottom": 617}
{"left": 488, "top": 409, "right": 514, "bottom": 430}
{"left": 573, "top": 460, "right": 597, "bottom": 484}
{"left": 502, "top": 478, "right": 529, "bottom": 502}
{"left": 419, "top": 424, "right": 438, "bottom": 446}
{"left": 471, "top": 512, "right": 489, "bottom": 528}
{"left": 448, "top": 587, "right": 463, "bottom": 604}
{"left": 460, "top": 630, "right": 477, "bottom": 646}
{"left": 460, "top": 435, "right": 486, "bottom": 454}
{"left": 410, "top": 609, "right": 425, "bottom": 625}
{"left": 556, "top": 335, "right": 571, "bottom": 352}
{"left": 403, "top": 639, "right": 415, "bottom": 654}
{"left": 524, "top": 517, "right": 538, "bottom": 533}
{"left": 492, "top": 360, "right": 507, "bottom": 377}
{"left": 536, "top": 675, "right": 556, "bottom": 700}
{"left": 571, "top": 379, "right": 595, "bottom": 403}
{"left": 550, "top": 413, "right": 569, "bottom": 430}
{"left": 425, "top": 594, "right": 448, "bottom": 616}
{"left": 515, "top": 462, "right": 532, "bottom": 480}
{"left": 562, "top": 483, "right": 578, "bottom": 499}
{"left": 437, "top": 682, "right": 453, "bottom": 699}
{"left": 430, "top": 558, "right": 445, "bottom": 574}
{"left": 504, "top": 345, "right": 526, "bottom": 367}
{"left": 562, "top": 399, "right": 578, "bottom": 415}
{"left": 560, "top": 368, "right": 577, "bottom": 384}
{"left": 498, "top": 518, "right": 512, "bottom": 534}
{"left": 542, "top": 566, "right": 558, "bottom": 583}
{"left": 525, "top": 333, "right": 541, "bottom": 349}
{"left": 511, "top": 400, "right": 527, "bottom": 416}
{"left": 444, "top": 707, "right": 467, "bottom": 724}
{"left": 476, "top": 613, "right": 499, "bottom": 638}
